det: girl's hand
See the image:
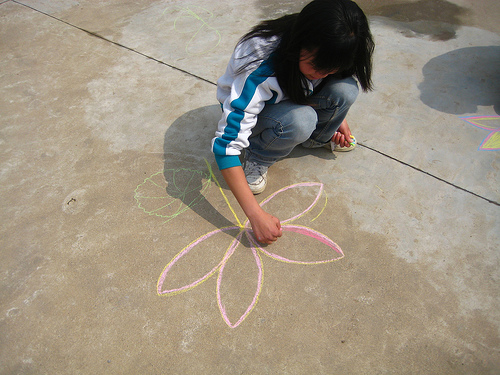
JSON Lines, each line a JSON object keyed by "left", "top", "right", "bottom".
{"left": 332, "top": 119, "right": 353, "bottom": 148}
{"left": 220, "top": 166, "right": 282, "bottom": 245}
{"left": 248, "top": 208, "right": 282, "bottom": 244}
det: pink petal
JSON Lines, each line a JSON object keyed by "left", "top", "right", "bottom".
{"left": 461, "top": 116, "right": 500, "bottom": 131}
{"left": 217, "top": 230, "right": 263, "bottom": 328}
{"left": 255, "top": 225, "right": 344, "bottom": 264}
{"left": 157, "top": 226, "right": 240, "bottom": 295}
{"left": 256, "top": 182, "right": 325, "bottom": 224}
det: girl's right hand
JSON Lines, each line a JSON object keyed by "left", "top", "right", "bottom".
{"left": 248, "top": 208, "right": 282, "bottom": 244}
{"left": 220, "top": 166, "right": 282, "bottom": 244}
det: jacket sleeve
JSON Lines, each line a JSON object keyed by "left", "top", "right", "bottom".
{"left": 211, "top": 58, "right": 279, "bottom": 170}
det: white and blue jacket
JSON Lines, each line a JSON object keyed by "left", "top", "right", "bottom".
{"left": 211, "top": 36, "right": 318, "bottom": 170}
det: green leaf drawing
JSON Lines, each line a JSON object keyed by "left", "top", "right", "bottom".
{"left": 134, "top": 168, "right": 211, "bottom": 222}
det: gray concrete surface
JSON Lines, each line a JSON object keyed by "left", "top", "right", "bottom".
{"left": 1, "top": 0, "right": 499, "bottom": 373}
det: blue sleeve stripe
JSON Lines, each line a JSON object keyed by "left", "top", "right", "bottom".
{"left": 215, "top": 154, "right": 242, "bottom": 170}
{"left": 266, "top": 89, "right": 278, "bottom": 105}
{"left": 213, "top": 137, "right": 230, "bottom": 155}
{"left": 218, "top": 59, "right": 274, "bottom": 152}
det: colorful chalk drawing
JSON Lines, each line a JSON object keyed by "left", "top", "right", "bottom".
{"left": 460, "top": 116, "right": 500, "bottom": 151}
{"left": 139, "top": 161, "right": 344, "bottom": 328}
{"left": 163, "top": 5, "right": 222, "bottom": 55}
{"left": 134, "top": 168, "right": 211, "bottom": 223}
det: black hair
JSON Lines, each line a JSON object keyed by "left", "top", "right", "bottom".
{"left": 238, "top": 0, "right": 374, "bottom": 104}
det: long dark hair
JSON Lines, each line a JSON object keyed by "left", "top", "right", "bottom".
{"left": 238, "top": 0, "right": 374, "bottom": 104}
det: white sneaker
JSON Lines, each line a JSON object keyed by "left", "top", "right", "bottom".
{"left": 324, "top": 134, "right": 357, "bottom": 152}
{"left": 333, "top": 135, "right": 356, "bottom": 152}
{"left": 243, "top": 161, "right": 268, "bottom": 195}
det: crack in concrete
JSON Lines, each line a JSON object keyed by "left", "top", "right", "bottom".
{"left": 12, "top": 0, "right": 498, "bottom": 207}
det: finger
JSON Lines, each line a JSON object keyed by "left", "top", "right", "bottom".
{"left": 333, "top": 132, "right": 342, "bottom": 144}
{"left": 344, "top": 134, "right": 352, "bottom": 147}
{"left": 257, "top": 235, "right": 273, "bottom": 244}
{"left": 263, "top": 234, "right": 278, "bottom": 244}
{"left": 338, "top": 134, "right": 345, "bottom": 146}
{"left": 347, "top": 136, "right": 353, "bottom": 147}
{"left": 261, "top": 238, "right": 272, "bottom": 244}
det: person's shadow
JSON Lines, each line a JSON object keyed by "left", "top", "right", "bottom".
{"left": 419, "top": 46, "right": 500, "bottom": 115}
{"left": 161, "top": 104, "right": 338, "bottom": 230}
{"left": 162, "top": 104, "right": 235, "bottom": 229}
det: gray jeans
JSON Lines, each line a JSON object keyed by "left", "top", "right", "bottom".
{"left": 245, "top": 76, "right": 359, "bottom": 167}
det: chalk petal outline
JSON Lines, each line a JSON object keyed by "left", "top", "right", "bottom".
{"left": 257, "top": 225, "right": 344, "bottom": 265}
{"left": 258, "top": 182, "right": 325, "bottom": 225}
{"left": 157, "top": 226, "right": 239, "bottom": 296}
{"left": 217, "top": 230, "right": 264, "bottom": 328}
{"left": 481, "top": 130, "right": 500, "bottom": 150}
{"left": 157, "top": 182, "right": 343, "bottom": 328}
{"left": 460, "top": 115, "right": 500, "bottom": 151}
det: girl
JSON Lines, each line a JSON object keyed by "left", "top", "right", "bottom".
{"left": 211, "top": 0, "right": 374, "bottom": 244}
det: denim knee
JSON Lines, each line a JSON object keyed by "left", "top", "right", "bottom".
{"left": 340, "top": 78, "right": 359, "bottom": 107}
{"left": 285, "top": 105, "right": 318, "bottom": 143}
{"left": 320, "top": 76, "right": 359, "bottom": 109}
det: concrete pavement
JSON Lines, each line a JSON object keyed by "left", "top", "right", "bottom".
{"left": 1, "top": 0, "right": 499, "bottom": 373}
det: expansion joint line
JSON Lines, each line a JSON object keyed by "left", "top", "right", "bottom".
{"left": 12, "top": 1, "right": 499, "bottom": 207}
{"left": 358, "top": 143, "right": 500, "bottom": 207}
{"left": 12, "top": 0, "right": 217, "bottom": 87}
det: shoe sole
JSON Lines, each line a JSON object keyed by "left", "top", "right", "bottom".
{"left": 332, "top": 136, "right": 357, "bottom": 152}
{"left": 249, "top": 182, "right": 266, "bottom": 195}
{"left": 333, "top": 143, "right": 356, "bottom": 152}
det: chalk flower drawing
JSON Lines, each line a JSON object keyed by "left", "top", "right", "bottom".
{"left": 134, "top": 168, "right": 211, "bottom": 223}
{"left": 460, "top": 115, "right": 500, "bottom": 151}
{"left": 154, "top": 165, "right": 344, "bottom": 328}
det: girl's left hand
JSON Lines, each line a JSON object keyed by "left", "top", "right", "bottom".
{"left": 332, "top": 119, "right": 353, "bottom": 148}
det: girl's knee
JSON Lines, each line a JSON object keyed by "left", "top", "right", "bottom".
{"left": 342, "top": 78, "right": 359, "bottom": 106}
{"left": 324, "top": 77, "right": 359, "bottom": 107}
{"left": 287, "top": 106, "right": 317, "bottom": 142}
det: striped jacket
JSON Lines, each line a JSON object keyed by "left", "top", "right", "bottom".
{"left": 211, "top": 36, "right": 318, "bottom": 170}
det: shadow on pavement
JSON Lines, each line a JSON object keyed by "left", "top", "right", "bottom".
{"left": 369, "top": 0, "right": 469, "bottom": 41}
{"left": 419, "top": 46, "right": 500, "bottom": 115}
{"left": 162, "top": 104, "right": 235, "bottom": 229}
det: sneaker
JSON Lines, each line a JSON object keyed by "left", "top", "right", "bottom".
{"left": 324, "top": 134, "right": 357, "bottom": 152}
{"left": 243, "top": 160, "right": 268, "bottom": 195}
